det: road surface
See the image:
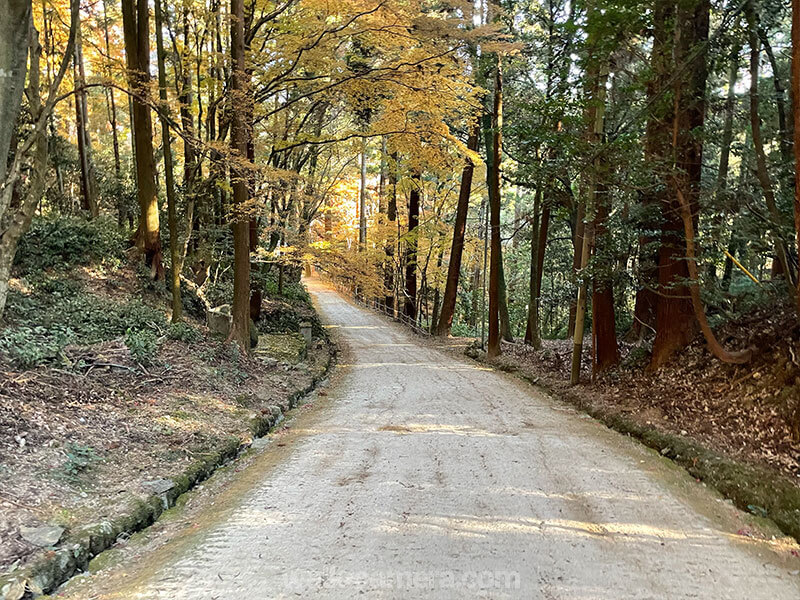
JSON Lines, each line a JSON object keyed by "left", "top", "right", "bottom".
{"left": 68, "top": 279, "right": 800, "bottom": 599}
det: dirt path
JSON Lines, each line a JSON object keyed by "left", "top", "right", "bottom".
{"left": 59, "top": 280, "right": 800, "bottom": 599}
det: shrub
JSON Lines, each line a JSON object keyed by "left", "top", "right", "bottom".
{"left": 0, "top": 326, "right": 70, "bottom": 369}
{"left": 15, "top": 216, "right": 124, "bottom": 274}
{"left": 168, "top": 321, "right": 202, "bottom": 343}
{"left": 1, "top": 282, "right": 167, "bottom": 369}
{"left": 118, "top": 300, "right": 167, "bottom": 333}
{"left": 58, "top": 442, "right": 100, "bottom": 484}
{"left": 125, "top": 328, "right": 160, "bottom": 366}
{"left": 257, "top": 266, "right": 310, "bottom": 305}
{"left": 205, "top": 277, "right": 234, "bottom": 309}
{"left": 257, "top": 302, "right": 301, "bottom": 334}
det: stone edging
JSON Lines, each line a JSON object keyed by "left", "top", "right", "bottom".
{"left": 0, "top": 344, "right": 336, "bottom": 600}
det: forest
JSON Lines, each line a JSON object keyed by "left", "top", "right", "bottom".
{"left": 4, "top": 0, "right": 800, "bottom": 381}
{"left": 5, "top": 0, "right": 800, "bottom": 594}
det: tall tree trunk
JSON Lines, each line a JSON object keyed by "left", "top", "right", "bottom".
{"left": 1, "top": 9, "right": 37, "bottom": 320}
{"left": 571, "top": 2, "right": 613, "bottom": 383}
{"left": 179, "top": 2, "right": 197, "bottom": 259}
{"left": 469, "top": 195, "right": 486, "bottom": 329}
{"left": 590, "top": 77, "right": 618, "bottom": 373}
{"left": 525, "top": 187, "right": 543, "bottom": 348}
{"left": 498, "top": 258, "right": 513, "bottom": 342}
{"left": 73, "top": 20, "right": 99, "bottom": 217}
{"left": 404, "top": 171, "right": 420, "bottom": 320}
{"left": 570, "top": 208, "right": 592, "bottom": 383}
{"left": 535, "top": 202, "right": 550, "bottom": 312}
{"left": 630, "top": 0, "right": 675, "bottom": 344}
{"left": 102, "top": 0, "right": 121, "bottom": 180}
{"left": 717, "top": 46, "right": 740, "bottom": 195}
{"left": 1, "top": 10, "right": 73, "bottom": 319}
{"left": 0, "top": 0, "right": 30, "bottom": 175}
{"left": 429, "top": 249, "right": 444, "bottom": 333}
{"left": 101, "top": 0, "right": 125, "bottom": 227}
{"left": 378, "top": 136, "right": 386, "bottom": 213}
{"left": 384, "top": 151, "right": 398, "bottom": 311}
{"left": 127, "top": 91, "right": 137, "bottom": 192}
{"left": 592, "top": 183, "right": 619, "bottom": 373}
{"left": 794, "top": 0, "right": 800, "bottom": 312}
{"left": 481, "top": 102, "right": 513, "bottom": 344}
{"left": 359, "top": 138, "right": 367, "bottom": 250}
{"left": 244, "top": 35, "right": 260, "bottom": 322}
{"left": 121, "top": 0, "right": 164, "bottom": 279}
{"left": 528, "top": 198, "right": 550, "bottom": 340}
{"left": 746, "top": 3, "right": 795, "bottom": 288}
{"left": 567, "top": 201, "right": 584, "bottom": 338}
{"left": 758, "top": 26, "right": 793, "bottom": 167}
{"left": 154, "top": 0, "right": 182, "bottom": 322}
{"left": 436, "top": 123, "right": 479, "bottom": 336}
{"left": 228, "top": 0, "right": 251, "bottom": 351}
{"left": 487, "top": 57, "right": 503, "bottom": 358}
{"left": 707, "top": 43, "right": 741, "bottom": 282}
{"left": 649, "top": 0, "right": 709, "bottom": 369}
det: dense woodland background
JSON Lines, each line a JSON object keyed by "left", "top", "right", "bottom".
{"left": 2, "top": 0, "right": 800, "bottom": 388}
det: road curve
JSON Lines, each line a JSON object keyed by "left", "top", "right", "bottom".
{"left": 86, "top": 279, "right": 800, "bottom": 599}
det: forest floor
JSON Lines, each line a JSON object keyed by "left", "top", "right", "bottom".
{"left": 0, "top": 259, "right": 333, "bottom": 578}
{"left": 459, "top": 304, "right": 800, "bottom": 484}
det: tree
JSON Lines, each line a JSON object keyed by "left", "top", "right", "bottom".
{"left": 589, "top": 85, "right": 617, "bottom": 373}
{"left": 795, "top": 0, "right": 800, "bottom": 312}
{"left": 154, "top": 0, "right": 182, "bottom": 322}
{"left": 228, "top": 0, "right": 251, "bottom": 352}
{"left": 101, "top": 0, "right": 122, "bottom": 185}
{"left": 629, "top": 0, "right": 673, "bottom": 345}
{"left": 649, "top": 0, "right": 709, "bottom": 369}
{"left": 121, "top": 0, "right": 163, "bottom": 279}
{"left": 487, "top": 56, "right": 503, "bottom": 358}
{"left": 746, "top": 1, "right": 794, "bottom": 289}
{"left": 384, "top": 151, "right": 398, "bottom": 312}
{"left": 524, "top": 187, "right": 543, "bottom": 349}
{"left": 0, "top": 0, "right": 78, "bottom": 320}
{"left": 435, "top": 123, "right": 479, "bottom": 337}
{"left": 571, "top": 0, "right": 618, "bottom": 382}
{"left": 72, "top": 19, "right": 99, "bottom": 218}
{"left": 404, "top": 171, "right": 420, "bottom": 321}
{"left": 0, "top": 0, "right": 32, "bottom": 174}
{"left": 359, "top": 138, "right": 367, "bottom": 251}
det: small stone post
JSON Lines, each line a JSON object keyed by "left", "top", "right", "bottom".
{"left": 299, "top": 321, "right": 313, "bottom": 345}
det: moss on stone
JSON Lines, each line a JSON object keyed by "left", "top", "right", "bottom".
{"left": 87, "top": 548, "right": 125, "bottom": 573}
{"left": 255, "top": 332, "right": 307, "bottom": 364}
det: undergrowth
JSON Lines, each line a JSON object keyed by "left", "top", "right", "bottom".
{"left": 0, "top": 280, "right": 167, "bottom": 368}
{"left": 15, "top": 216, "right": 124, "bottom": 274}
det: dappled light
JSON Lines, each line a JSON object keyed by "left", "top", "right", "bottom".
{"left": 3, "top": 0, "right": 800, "bottom": 596}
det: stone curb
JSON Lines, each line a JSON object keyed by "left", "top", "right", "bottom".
{"left": 0, "top": 344, "right": 336, "bottom": 600}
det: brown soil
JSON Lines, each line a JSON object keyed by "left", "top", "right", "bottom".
{"left": 0, "top": 272, "right": 331, "bottom": 572}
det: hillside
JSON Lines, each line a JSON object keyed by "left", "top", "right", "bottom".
{"left": 0, "top": 218, "right": 333, "bottom": 576}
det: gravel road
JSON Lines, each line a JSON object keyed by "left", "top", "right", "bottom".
{"left": 77, "top": 279, "right": 800, "bottom": 599}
